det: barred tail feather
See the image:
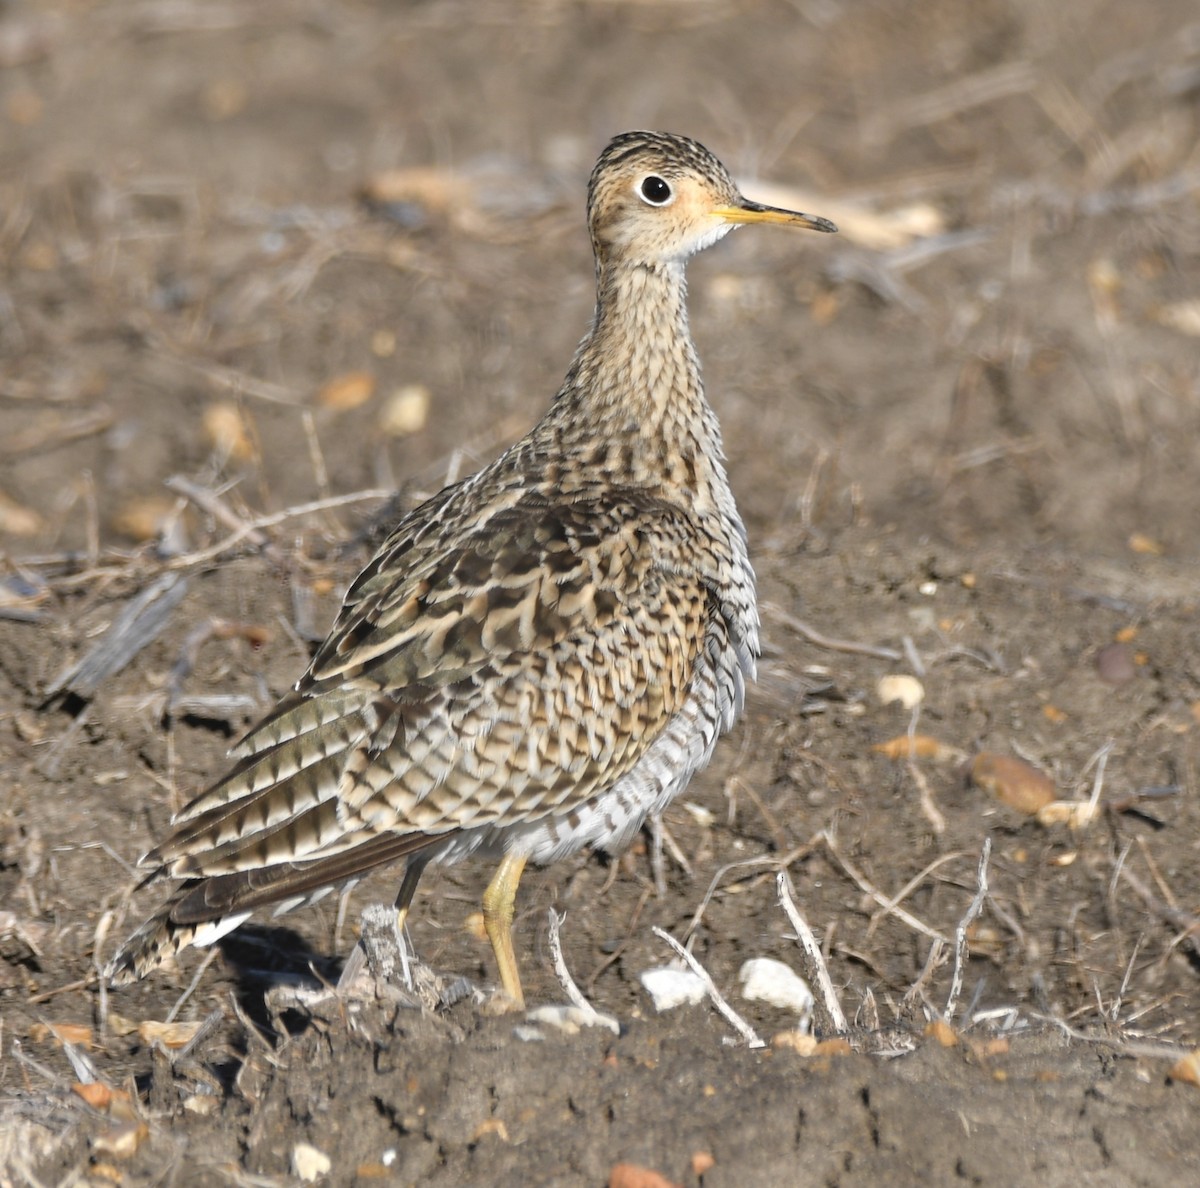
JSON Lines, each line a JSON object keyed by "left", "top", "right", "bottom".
{"left": 105, "top": 889, "right": 251, "bottom": 986}
{"left": 107, "top": 830, "right": 445, "bottom": 986}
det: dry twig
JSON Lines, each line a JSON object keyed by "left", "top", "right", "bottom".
{"left": 763, "top": 603, "right": 903, "bottom": 661}
{"left": 651, "top": 926, "right": 764, "bottom": 1049}
{"left": 822, "top": 831, "right": 949, "bottom": 944}
{"left": 776, "top": 872, "right": 848, "bottom": 1035}
{"left": 546, "top": 909, "right": 601, "bottom": 1022}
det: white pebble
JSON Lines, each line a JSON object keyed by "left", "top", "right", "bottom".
{"left": 876, "top": 674, "right": 924, "bottom": 709}
{"left": 524, "top": 1004, "right": 620, "bottom": 1035}
{"left": 292, "top": 1142, "right": 332, "bottom": 1182}
{"left": 379, "top": 384, "right": 431, "bottom": 436}
{"left": 640, "top": 967, "right": 707, "bottom": 1012}
{"left": 738, "top": 958, "right": 814, "bottom": 1025}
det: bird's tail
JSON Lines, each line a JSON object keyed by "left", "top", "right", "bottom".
{"left": 105, "top": 888, "right": 250, "bottom": 986}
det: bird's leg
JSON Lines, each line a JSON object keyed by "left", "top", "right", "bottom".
{"left": 481, "top": 852, "right": 528, "bottom": 1011}
{"left": 393, "top": 857, "right": 426, "bottom": 933}
{"left": 392, "top": 856, "right": 430, "bottom": 990}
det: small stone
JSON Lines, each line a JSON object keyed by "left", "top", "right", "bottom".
{"left": 292, "top": 1142, "right": 332, "bottom": 1182}
{"left": 738, "top": 958, "right": 814, "bottom": 1022}
{"left": 1095, "top": 641, "right": 1136, "bottom": 685}
{"left": 639, "top": 967, "right": 707, "bottom": 1011}
{"left": 379, "top": 384, "right": 431, "bottom": 436}
{"left": 971, "top": 752, "right": 1055, "bottom": 816}
{"left": 524, "top": 1004, "right": 619, "bottom": 1035}
{"left": 876, "top": 674, "right": 924, "bottom": 709}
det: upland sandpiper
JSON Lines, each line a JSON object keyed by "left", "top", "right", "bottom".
{"left": 107, "top": 131, "right": 836, "bottom": 1007}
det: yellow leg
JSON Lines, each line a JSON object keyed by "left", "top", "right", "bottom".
{"left": 481, "top": 852, "right": 528, "bottom": 1010}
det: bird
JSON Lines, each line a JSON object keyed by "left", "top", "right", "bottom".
{"left": 106, "top": 130, "right": 836, "bottom": 1008}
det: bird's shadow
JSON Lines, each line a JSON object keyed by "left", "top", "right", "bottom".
{"left": 213, "top": 922, "right": 346, "bottom": 1036}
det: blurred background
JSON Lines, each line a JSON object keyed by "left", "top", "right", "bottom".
{"left": 1, "top": 0, "right": 1198, "bottom": 564}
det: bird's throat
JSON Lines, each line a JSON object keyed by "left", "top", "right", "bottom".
{"left": 553, "top": 259, "right": 725, "bottom": 494}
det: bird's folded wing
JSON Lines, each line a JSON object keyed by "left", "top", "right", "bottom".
{"left": 146, "top": 486, "right": 709, "bottom": 881}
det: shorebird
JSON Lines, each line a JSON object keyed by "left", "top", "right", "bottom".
{"left": 107, "top": 131, "right": 835, "bottom": 1008}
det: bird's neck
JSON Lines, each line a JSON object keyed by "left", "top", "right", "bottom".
{"left": 550, "top": 259, "right": 728, "bottom": 497}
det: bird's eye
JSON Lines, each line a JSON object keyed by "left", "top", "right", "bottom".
{"left": 638, "top": 175, "right": 673, "bottom": 206}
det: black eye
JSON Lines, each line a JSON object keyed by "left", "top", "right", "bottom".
{"left": 639, "top": 175, "right": 672, "bottom": 205}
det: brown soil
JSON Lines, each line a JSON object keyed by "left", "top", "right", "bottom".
{"left": 2, "top": 1, "right": 1199, "bottom": 1185}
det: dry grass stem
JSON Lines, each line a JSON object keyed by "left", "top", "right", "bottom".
{"left": 902, "top": 938, "right": 948, "bottom": 1012}
{"left": 46, "top": 573, "right": 189, "bottom": 699}
{"left": 164, "top": 475, "right": 270, "bottom": 550}
{"left": 763, "top": 604, "right": 903, "bottom": 661}
{"left": 822, "top": 831, "right": 949, "bottom": 944}
{"left": 944, "top": 838, "right": 992, "bottom": 1022}
{"left": 546, "top": 909, "right": 601, "bottom": 1021}
{"left": 907, "top": 759, "right": 947, "bottom": 836}
{"left": 776, "top": 872, "right": 848, "bottom": 1035}
{"left": 863, "top": 60, "right": 1037, "bottom": 143}
{"left": 866, "top": 852, "right": 968, "bottom": 938}
{"left": 166, "top": 948, "right": 220, "bottom": 1024}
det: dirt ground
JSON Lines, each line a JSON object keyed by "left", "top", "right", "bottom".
{"left": 2, "top": 0, "right": 1200, "bottom": 1184}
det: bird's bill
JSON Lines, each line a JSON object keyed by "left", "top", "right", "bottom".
{"left": 714, "top": 200, "right": 837, "bottom": 234}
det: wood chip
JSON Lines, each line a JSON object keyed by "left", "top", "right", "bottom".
{"left": 470, "top": 1118, "right": 510, "bottom": 1144}
{"left": 1128, "top": 532, "right": 1164, "bottom": 556}
{"left": 112, "top": 494, "right": 180, "bottom": 542}
{"left": 772, "top": 1030, "right": 819, "bottom": 1055}
{"left": 203, "top": 401, "right": 257, "bottom": 462}
{"left": 0, "top": 490, "right": 43, "bottom": 536}
{"left": 1154, "top": 299, "right": 1200, "bottom": 337}
{"left": 30, "top": 1021, "right": 93, "bottom": 1047}
{"left": 138, "top": 1019, "right": 206, "bottom": 1049}
{"left": 292, "top": 1143, "right": 332, "bottom": 1182}
{"left": 1169, "top": 1049, "right": 1200, "bottom": 1086}
{"left": 92, "top": 1122, "right": 149, "bottom": 1160}
{"left": 1036, "top": 801, "right": 1100, "bottom": 830}
{"left": 608, "top": 1164, "right": 682, "bottom": 1188}
{"left": 925, "top": 1019, "right": 959, "bottom": 1047}
{"left": 72, "top": 1082, "right": 112, "bottom": 1110}
{"left": 318, "top": 370, "right": 376, "bottom": 412}
{"left": 873, "top": 734, "right": 962, "bottom": 761}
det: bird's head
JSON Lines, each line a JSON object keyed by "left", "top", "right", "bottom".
{"left": 586, "top": 130, "right": 836, "bottom": 268}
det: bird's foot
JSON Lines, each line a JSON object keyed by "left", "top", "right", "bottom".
{"left": 478, "top": 986, "right": 526, "bottom": 1017}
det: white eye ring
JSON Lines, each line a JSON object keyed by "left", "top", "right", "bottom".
{"left": 637, "top": 175, "right": 674, "bottom": 206}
